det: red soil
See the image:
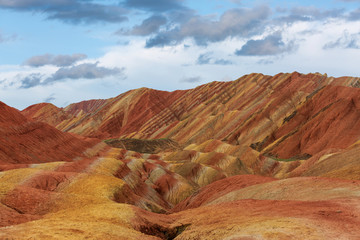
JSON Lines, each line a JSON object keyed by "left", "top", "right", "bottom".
{"left": 1, "top": 186, "right": 55, "bottom": 215}
{"left": 0, "top": 204, "right": 41, "bottom": 227}
{"left": 0, "top": 164, "right": 30, "bottom": 171}
{"left": 64, "top": 99, "right": 108, "bottom": 115}
{"left": 21, "top": 102, "right": 69, "bottom": 126}
{"left": 24, "top": 171, "right": 76, "bottom": 191}
{"left": 0, "top": 101, "right": 98, "bottom": 165}
{"left": 54, "top": 155, "right": 100, "bottom": 173}
{"left": 154, "top": 173, "right": 178, "bottom": 196}
{"left": 173, "top": 175, "right": 276, "bottom": 212}
{"left": 267, "top": 85, "right": 360, "bottom": 158}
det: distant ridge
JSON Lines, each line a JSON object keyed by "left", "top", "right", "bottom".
{"left": 22, "top": 72, "right": 360, "bottom": 174}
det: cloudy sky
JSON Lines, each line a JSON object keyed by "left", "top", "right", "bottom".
{"left": 1, "top": 0, "right": 360, "bottom": 109}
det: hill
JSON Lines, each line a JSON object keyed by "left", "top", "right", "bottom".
{"left": 0, "top": 101, "right": 101, "bottom": 170}
{"left": 0, "top": 72, "right": 359, "bottom": 239}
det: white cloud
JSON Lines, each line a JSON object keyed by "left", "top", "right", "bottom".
{"left": 1, "top": 17, "right": 360, "bottom": 110}
{"left": 99, "top": 39, "right": 244, "bottom": 91}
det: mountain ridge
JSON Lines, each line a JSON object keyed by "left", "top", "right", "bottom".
{"left": 21, "top": 72, "right": 360, "bottom": 178}
{"left": 1, "top": 72, "right": 360, "bottom": 239}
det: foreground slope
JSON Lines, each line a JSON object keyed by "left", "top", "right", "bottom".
{"left": 1, "top": 151, "right": 360, "bottom": 239}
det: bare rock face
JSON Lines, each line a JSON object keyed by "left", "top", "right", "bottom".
{"left": 261, "top": 85, "right": 360, "bottom": 159}
{"left": 1, "top": 72, "right": 360, "bottom": 239}
{"left": 21, "top": 102, "right": 70, "bottom": 127}
{"left": 0, "top": 101, "right": 99, "bottom": 166}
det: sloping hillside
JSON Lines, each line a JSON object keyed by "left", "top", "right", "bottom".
{"left": 1, "top": 147, "right": 360, "bottom": 239}
{"left": 22, "top": 72, "right": 360, "bottom": 179}
{"left": 0, "top": 101, "right": 101, "bottom": 169}
{"left": 1, "top": 72, "right": 359, "bottom": 239}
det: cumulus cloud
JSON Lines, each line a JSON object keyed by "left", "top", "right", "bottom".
{"left": 145, "top": 6, "right": 271, "bottom": 47}
{"left": 43, "top": 93, "right": 55, "bottom": 103}
{"left": 197, "top": 52, "right": 212, "bottom": 65}
{"left": 235, "top": 32, "right": 296, "bottom": 56}
{"left": 24, "top": 53, "right": 87, "bottom": 67}
{"left": 134, "top": 4, "right": 350, "bottom": 49}
{"left": 323, "top": 31, "right": 360, "bottom": 49}
{"left": 47, "top": 4, "right": 128, "bottom": 24}
{"left": 276, "top": 6, "right": 344, "bottom": 23}
{"left": 48, "top": 63, "right": 122, "bottom": 82}
{"left": 257, "top": 59, "right": 274, "bottom": 65}
{"left": 123, "top": 0, "right": 185, "bottom": 12}
{"left": 181, "top": 76, "right": 201, "bottom": 83}
{"left": 126, "top": 15, "right": 167, "bottom": 36}
{"left": 19, "top": 73, "right": 43, "bottom": 89}
{"left": 348, "top": 8, "right": 360, "bottom": 20}
{"left": 197, "top": 52, "right": 233, "bottom": 65}
{"left": 0, "top": 0, "right": 128, "bottom": 24}
{"left": 214, "top": 59, "right": 233, "bottom": 65}
{"left": 19, "top": 63, "right": 124, "bottom": 88}
{"left": 117, "top": 3, "right": 353, "bottom": 50}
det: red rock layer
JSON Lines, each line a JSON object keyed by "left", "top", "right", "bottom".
{"left": 172, "top": 174, "right": 276, "bottom": 212}
{"left": 0, "top": 101, "right": 98, "bottom": 166}
{"left": 21, "top": 102, "right": 69, "bottom": 127}
{"left": 263, "top": 85, "right": 360, "bottom": 159}
{"left": 63, "top": 99, "right": 108, "bottom": 115}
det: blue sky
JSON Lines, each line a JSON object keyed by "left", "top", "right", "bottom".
{"left": 1, "top": 0, "right": 360, "bottom": 109}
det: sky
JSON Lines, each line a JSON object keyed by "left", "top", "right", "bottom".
{"left": 1, "top": 0, "right": 360, "bottom": 109}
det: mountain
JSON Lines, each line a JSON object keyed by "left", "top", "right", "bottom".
{"left": 0, "top": 72, "right": 360, "bottom": 239}
{"left": 22, "top": 72, "right": 360, "bottom": 178}
{"left": 0, "top": 101, "right": 101, "bottom": 169}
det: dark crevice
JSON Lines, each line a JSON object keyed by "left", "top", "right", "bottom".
{"left": 309, "top": 102, "right": 336, "bottom": 121}
{"left": 2, "top": 202, "right": 25, "bottom": 214}
{"left": 261, "top": 129, "right": 299, "bottom": 155}
{"left": 104, "top": 138, "right": 181, "bottom": 154}
{"left": 139, "top": 223, "right": 191, "bottom": 240}
{"left": 305, "top": 86, "right": 325, "bottom": 102}
{"left": 282, "top": 110, "right": 297, "bottom": 125}
{"left": 264, "top": 152, "right": 312, "bottom": 161}
{"left": 250, "top": 136, "right": 269, "bottom": 152}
